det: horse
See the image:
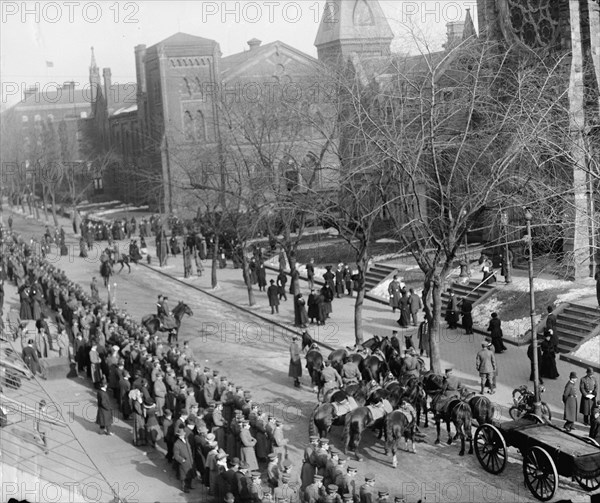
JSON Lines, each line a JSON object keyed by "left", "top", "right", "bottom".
{"left": 116, "top": 254, "right": 132, "bottom": 274}
{"left": 305, "top": 349, "right": 324, "bottom": 392}
{"left": 468, "top": 395, "right": 495, "bottom": 426}
{"left": 100, "top": 260, "right": 113, "bottom": 287}
{"left": 385, "top": 408, "right": 417, "bottom": 467}
{"left": 430, "top": 393, "right": 473, "bottom": 456}
{"left": 399, "top": 377, "right": 429, "bottom": 428}
{"left": 141, "top": 301, "right": 193, "bottom": 341}
{"left": 309, "top": 386, "right": 367, "bottom": 439}
{"left": 360, "top": 355, "right": 389, "bottom": 383}
{"left": 301, "top": 331, "right": 315, "bottom": 352}
{"left": 343, "top": 399, "right": 392, "bottom": 461}
{"left": 327, "top": 348, "right": 348, "bottom": 374}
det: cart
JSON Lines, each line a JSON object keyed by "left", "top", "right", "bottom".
{"left": 474, "top": 414, "right": 600, "bottom": 501}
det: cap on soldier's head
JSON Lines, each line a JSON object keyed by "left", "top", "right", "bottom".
{"left": 309, "top": 435, "right": 319, "bottom": 442}
{"left": 347, "top": 465, "right": 357, "bottom": 472}
{"left": 378, "top": 489, "right": 389, "bottom": 497}
{"left": 282, "top": 459, "right": 292, "bottom": 468}
{"left": 251, "top": 471, "right": 261, "bottom": 478}
{"left": 327, "top": 484, "right": 338, "bottom": 493}
{"left": 394, "top": 497, "right": 406, "bottom": 503}
{"left": 365, "top": 473, "right": 375, "bottom": 482}
{"left": 337, "top": 456, "right": 346, "bottom": 465}
{"left": 267, "top": 453, "right": 277, "bottom": 460}
{"left": 319, "top": 438, "right": 329, "bottom": 445}
{"left": 281, "top": 474, "right": 291, "bottom": 483}
{"left": 343, "top": 494, "right": 353, "bottom": 502}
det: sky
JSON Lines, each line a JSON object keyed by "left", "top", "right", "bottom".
{"left": 0, "top": 0, "right": 479, "bottom": 110}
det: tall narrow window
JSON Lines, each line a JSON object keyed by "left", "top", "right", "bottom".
{"left": 184, "top": 111, "right": 194, "bottom": 140}
{"left": 195, "top": 110, "right": 206, "bottom": 141}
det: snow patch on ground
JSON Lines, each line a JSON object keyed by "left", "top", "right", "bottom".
{"left": 554, "top": 286, "right": 597, "bottom": 305}
{"left": 504, "top": 277, "right": 574, "bottom": 293}
{"left": 573, "top": 335, "right": 600, "bottom": 363}
{"left": 472, "top": 297, "right": 541, "bottom": 339}
{"left": 471, "top": 298, "right": 504, "bottom": 327}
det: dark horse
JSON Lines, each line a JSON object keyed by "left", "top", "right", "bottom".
{"left": 468, "top": 395, "right": 495, "bottom": 426}
{"left": 99, "top": 260, "right": 113, "bottom": 287}
{"left": 309, "top": 384, "right": 369, "bottom": 439}
{"left": 343, "top": 401, "right": 393, "bottom": 461}
{"left": 305, "top": 348, "right": 324, "bottom": 392}
{"left": 141, "top": 301, "right": 193, "bottom": 341}
{"left": 385, "top": 408, "right": 417, "bottom": 467}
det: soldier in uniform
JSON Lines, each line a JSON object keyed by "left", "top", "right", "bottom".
{"left": 399, "top": 348, "right": 420, "bottom": 378}
{"left": 274, "top": 473, "right": 299, "bottom": 503}
{"left": 267, "top": 452, "right": 280, "bottom": 489}
{"left": 325, "top": 484, "right": 343, "bottom": 503}
{"left": 341, "top": 357, "right": 361, "bottom": 385}
{"left": 300, "top": 436, "right": 319, "bottom": 490}
{"left": 249, "top": 471, "right": 265, "bottom": 502}
{"left": 580, "top": 367, "right": 598, "bottom": 426}
{"left": 271, "top": 419, "right": 287, "bottom": 463}
{"left": 359, "top": 474, "right": 376, "bottom": 503}
{"left": 320, "top": 361, "right": 343, "bottom": 399}
{"left": 336, "top": 465, "right": 358, "bottom": 502}
{"left": 303, "top": 474, "right": 325, "bottom": 503}
{"left": 377, "top": 490, "right": 389, "bottom": 503}
{"left": 324, "top": 448, "right": 340, "bottom": 486}
{"left": 313, "top": 439, "right": 330, "bottom": 477}
{"left": 441, "top": 368, "right": 462, "bottom": 399}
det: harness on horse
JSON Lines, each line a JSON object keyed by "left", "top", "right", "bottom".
{"left": 331, "top": 397, "right": 358, "bottom": 418}
{"left": 367, "top": 399, "right": 393, "bottom": 421}
{"left": 398, "top": 402, "right": 416, "bottom": 424}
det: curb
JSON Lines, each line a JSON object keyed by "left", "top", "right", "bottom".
{"left": 559, "top": 353, "right": 600, "bottom": 374}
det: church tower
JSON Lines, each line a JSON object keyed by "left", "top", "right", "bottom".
{"left": 314, "top": 0, "right": 394, "bottom": 65}
{"left": 89, "top": 46, "right": 101, "bottom": 103}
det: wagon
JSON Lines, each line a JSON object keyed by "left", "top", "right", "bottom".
{"left": 474, "top": 414, "right": 600, "bottom": 501}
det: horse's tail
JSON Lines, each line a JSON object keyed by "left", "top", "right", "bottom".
{"left": 455, "top": 401, "right": 472, "bottom": 438}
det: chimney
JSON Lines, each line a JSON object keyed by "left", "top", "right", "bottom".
{"left": 247, "top": 38, "right": 262, "bottom": 51}
{"left": 134, "top": 44, "right": 147, "bottom": 94}
{"left": 444, "top": 21, "right": 465, "bottom": 50}
{"left": 103, "top": 68, "right": 112, "bottom": 103}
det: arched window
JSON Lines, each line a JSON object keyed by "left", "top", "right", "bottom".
{"left": 183, "top": 77, "right": 192, "bottom": 97}
{"left": 195, "top": 111, "right": 206, "bottom": 141}
{"left": 184, "top": 111, "right": 194, "bottom": 140}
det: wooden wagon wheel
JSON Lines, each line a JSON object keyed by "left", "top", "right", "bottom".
{"left": 523, "top": 446, "right": 558, "bottom": 501}
{"left": 574, "top": 472, "right": 600, "bottom": 492}
{"left": 474, "top": 424, "right": 507, "bottom": 474}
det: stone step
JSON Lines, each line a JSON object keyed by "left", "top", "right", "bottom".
{"left": 559, "top": 310, "right": 600, "bottom": 323}
{"left": 555, "top": 319, "right": 597, "bottom": 334}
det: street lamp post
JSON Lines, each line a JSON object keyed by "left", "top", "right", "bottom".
{"left": 524, "top": 208, "right": 542, "bottom": 415}
{"left": 501, "top": 211, "right": 512, "bottom": 284}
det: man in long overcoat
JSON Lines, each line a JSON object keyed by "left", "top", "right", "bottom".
{"left": 239, "top": 420, "right": 259, "bottom": 470}
{"left": 173, "top": 424, "right": 196, "bottom": 492}
{"left": 267, "top": 280, "right": 280, "bottom": 314}
{"left": 445, "top": 289, "right": 458, "bottom": 329}
{"left": 387, "top": 276, "right": 402, "bottom": 313}
{"left": 580, "top": 367, "right": 598, "bottom": 426}
{"left": 96, "top": 378, "right": 113, "bottom": 435}
{"left": 288, "top": 335, "right": 302, "bottom": 387}
{"left": 563, "top": 372, "right": 578, "bottom": 431}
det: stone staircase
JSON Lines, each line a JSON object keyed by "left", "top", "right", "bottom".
{"left": 441, "top": 279, "right": 497, "bottom": 310}
{"left": 553, "top": 303, "right": 600, "bottom": 354}
{"left": 365, "top": 264, "right": 398, "bottom": 291}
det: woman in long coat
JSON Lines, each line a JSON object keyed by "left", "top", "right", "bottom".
{"left": 540, "top": 334, "right": 559, "bottom": 379}
{"left": 239, "top": 421, "right": 259, "bottom": 470}
{"left": 295, "top": 294, "right": 309, "bottom": 328}
{"left": 130, "top": 389, "right": 146, "bottom": 446}
{"left": 417, "top": 317, "right": 430, "bottom": 357}
{"left": 288, "top": 335, "right": 302, "bottom": 387}
{"left": 461, "top": 299, "right": 473, "bottom": 335}
{"left": 397, "top": 291, "right": 410, "bottom": 328}
{"left": 19, "top": 285, "right": 33, "bottom": 320}
{"left": 563, "top": 373, "right": 578, "bottom": 431}
{"left": 257, "top": 264, "right": 267, "bottom": 292}
{"left": 96, "top": 380, "right": 113, "bottom": 434}
{"left": 321, "top": 285, "right": 333, "bottom": 318}
{"left": 487, "top": 313, "right": 507, "bottom": 353}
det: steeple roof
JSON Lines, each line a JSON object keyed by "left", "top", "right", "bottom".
{"left": 462, "top": 8, "right": 477, "bottom": 40}
{"left": 314, "top": 0, "right": 393, "bottom": 48}
{"left": 90, "top": 46, "right": 98, "bottom": 70}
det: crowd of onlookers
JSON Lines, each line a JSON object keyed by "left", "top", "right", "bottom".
{"left": 2, "top": 223, "right": 419, "bottom": 503}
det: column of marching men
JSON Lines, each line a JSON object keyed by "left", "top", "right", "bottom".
{"left": 2, "top": 228, "right": 415, "bottom": 503}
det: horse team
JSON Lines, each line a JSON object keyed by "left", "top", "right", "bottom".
{"left": 305, "top": 334, "right": 496, "bottom": 466}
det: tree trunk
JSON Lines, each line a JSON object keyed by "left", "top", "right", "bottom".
{"left": 429, "top": 276, "right": 444, "bottom": 374}
{"left": 50, "top": 191, "right": 59, "bottom": 227}
{"left": 242, "top": 250, "right": 256, "bottom": 306}
{"left": 211, "top": 234, "right": 219, "bottom": 289}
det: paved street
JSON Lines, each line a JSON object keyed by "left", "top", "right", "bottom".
{"left": 2, "top": 207, "right": 597, "bottom": 503}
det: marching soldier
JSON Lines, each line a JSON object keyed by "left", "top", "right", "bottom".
{"left": 359, "top": 474, "right": 376, "bottom": 503}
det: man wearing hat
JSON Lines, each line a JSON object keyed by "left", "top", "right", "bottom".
{"left": 341, "top": 357, "right": 361, "bottom": 386}
{"left": 213, "top": 402, "right": 227, "bottom": 446}
{"left": 377, "top": 489, "right": 389, "bottom": 503}
{"left": 476, "top": 339, "right": 497, "bottom": 395}
{"left": 314, "top": 439, "right": 330, "bottom": 477}
{"left": 321, "top": 360, "right": 343, "bottom": 398}
{"left": 399, "top": 348, "right": 419, "bottom": 378}
{"left": 289, "top": 335, "right": 302, "bottom": 388}
{"left": 324, "top": 484, "right": 342, "bottom": 503}
{"left": 173, "top": 423, "right": 196, "bottom": 493}
{"left": 240, "top": 419, "right": 259, "bottom": 471}
{"left": 268, "top": 279, "right": 280, "bottom": 314}
{"left": 359, "top": 474, "right": 376, "bottom": 503}
{"left": 580, "top": 367, "right": 598, "bottom": 426}
{"left": 96, "top": 377, "right": 113, "bottom": 435}
{"left": 324, "top": 449, "right": 340, "bottom": 486}
{"left": 203, "top": 376, "right": 217, "bottom": 408}
{"left": 267, "top": 452, "right": 281, "bottom": 488}
{"left": 224, "top": 457, "right": 241, "bottom": 496}
{"left": 303, "top": 474, "right": 326, "bottom": 503}
{"left": 235, "top": 460, "right": 252, "bottom": 501}
{"left": 273, "top": 473, "right": 299, "bottom": 503}
{"left": 589, "top": 405, "right": 600, "bottom": 441}
{"left": 563, "top": 371, "right": 579, "bottom": 431}
{"left": 271, "top": 419, "right": 288, "bottom": 463}
{"left": 336, "top": 465, "right": 357, "bottom": 501}
{"left": 250, "top": 471, "right": 265, "bottom": 502}
{"left": 441, "top": 368, "right": 463, "bottom": 399}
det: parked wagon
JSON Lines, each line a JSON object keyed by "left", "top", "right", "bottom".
{"left": 474, "top": 414, "right": 600, "bottom": 501}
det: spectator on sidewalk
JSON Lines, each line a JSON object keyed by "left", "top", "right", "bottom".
{"left": 562, "top": 372, "right": 578, "bottom": 432}
{"left": 461, "top": 299, "right": 473, "bottom": 335}
{"left": 306, "top": 258, "right": 315, "bottom": 290}
{"left": 590, "top": 406, "right": 600, "bottom": 441}
{"left": 267, "top": 280, "right": 280, "bottom": 315}
{"left": 580, "top": 367, "right": 598, "bottom": 426}
{"left": 476, "top": 340, "right": 496, "bottom": 395}
{"left": 545, "top": 306, "right": 557, "bottom": 334}
{"left": 409, "top": 289, "right": 422, "bottom": 326}
{"left": 277, "top": 270, "right": 288, "bottom": 302}
{"left": 96, "top": 377, "right": 113, "bottom": 435}
{"left": 540, "top": 333, "right": 559, "bottom": 380}
{"left": 288, "top": 335, "right": 302, "bottom": 388}
{"left": 445, "top": 289, "right": 459, "bottom": 329}
{"left": 22, "top": 338, "right": 41, "bottom": 376}
{"left": 487, "top": 313, "right": 507, "bottom": 353}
